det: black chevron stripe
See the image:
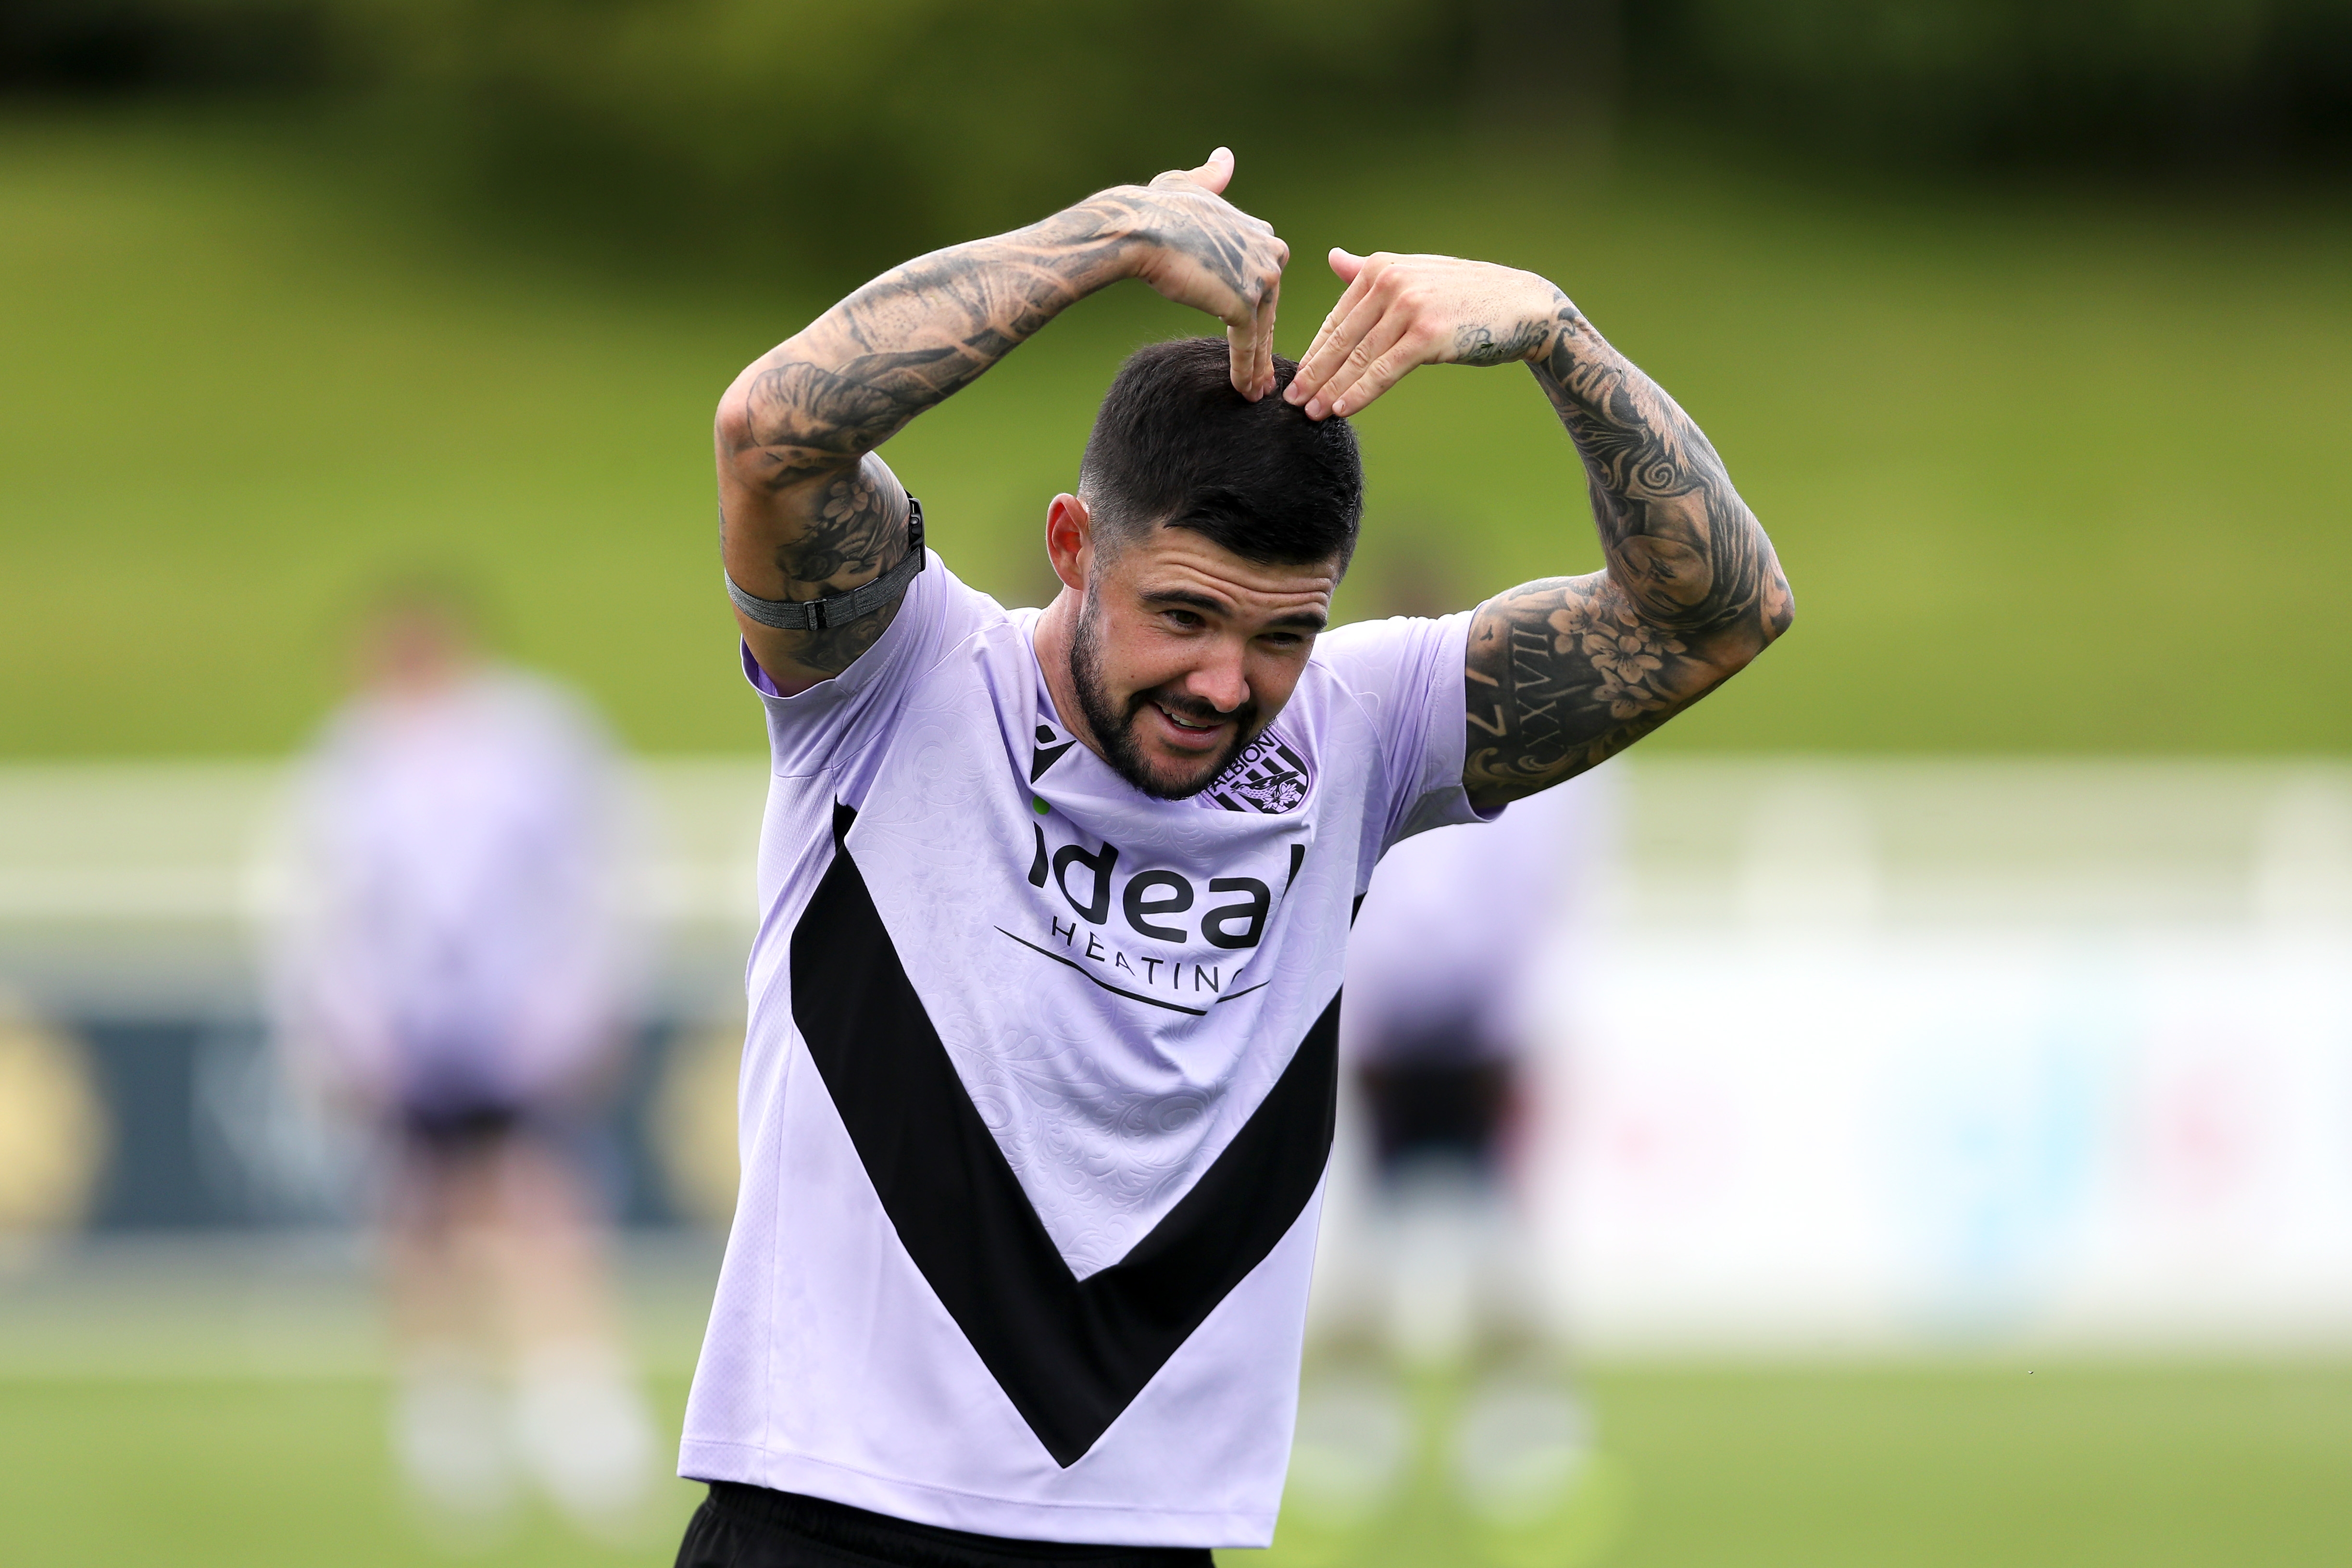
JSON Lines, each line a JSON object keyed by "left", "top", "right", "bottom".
{"left": 790, "top": 802, "right": 1339, "bottom": 1467}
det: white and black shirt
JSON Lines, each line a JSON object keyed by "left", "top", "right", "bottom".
{"left": 679, "top": 550, "right": 1484, "bottom": 1548}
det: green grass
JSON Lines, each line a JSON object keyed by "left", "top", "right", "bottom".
{"left": 4, "top": 113, "right": 2350, "bottom": 757}
{"left": 0, "top": 1375, "right": 703, "bottom": 1565}
{"left": 3, "top": 1366, "right": 2347, "bottom": 1566}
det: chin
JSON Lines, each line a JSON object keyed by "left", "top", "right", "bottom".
{"left": 1123, "top": 732, "right": 1236, "bottom": 802}
{"left": 1141, "top": 759, "right": 1226, "bottom": 800}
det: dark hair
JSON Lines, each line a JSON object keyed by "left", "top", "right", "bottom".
{"left": 1078, "top": 338, "right": 1362, "bottom": 570}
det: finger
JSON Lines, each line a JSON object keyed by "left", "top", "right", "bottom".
{"left": 1289, "top": 273, "right": 1388, "bottom": 405}
{"left": 1251, "top": 274, "right": 1281, "bottom": 399}
{"left": 1226, "top": 317, "right": 1256, "bottom": 399}
{"left": 1246, "top": 238, "right": 1286, "bottom": 399}
{"left": 1305, "top": 306, "right": 1419, "bottom": 419}
{"left": 1227, "top": 266, "right": 1279, "bottom": 401}
{"left": 1325, "top": 336, "right": 1428, "bottom": 418}
{"left": 1327, "top": 246, "right": 1367, "bottom": 285}
{"left": 1288, "top": 253, "right": 1386, "bottom": 403}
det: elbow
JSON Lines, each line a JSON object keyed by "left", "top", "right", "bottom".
{"left": 713, "top": 377, "right": 761, "bottom": 464}
{"left": 1701, "top": 571, "right": 1792, "bottom": 685}
{"left": 1756, "top": 558, "right": 1795, "bottom": 648}
{"left": 1765, "top": 578, "right": 1795, "bottom": 644}
{"left": 714, "top": 379, "right": 790, "bottom": 495}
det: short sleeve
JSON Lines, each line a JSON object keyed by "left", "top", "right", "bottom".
{"left": 1311, "top": 610, "right": 1494, "bottom": 853}
{"left": 739, "top": 550, "right": 991, "bottom": 779}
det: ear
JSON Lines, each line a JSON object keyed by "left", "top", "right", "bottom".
{"left": 1045, "top": 493, "right": 1092, "bottom": 593}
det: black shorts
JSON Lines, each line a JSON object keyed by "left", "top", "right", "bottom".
{"left": 675, "top": 1483, "right": 1214, "bottom": 1568}
{"left": 398, "top": 1101, "right": 526, "bottom": 1158}
{"left": 1356, "top": 1056, "right": 1514, "bottom": 1174}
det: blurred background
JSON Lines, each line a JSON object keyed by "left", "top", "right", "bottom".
{"left": 2, "top": 1, "right": 2350, "bottom": 1563}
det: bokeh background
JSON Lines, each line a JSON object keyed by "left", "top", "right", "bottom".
{"left": 3, "top": 2, "right": 2350, "bottom": 1564}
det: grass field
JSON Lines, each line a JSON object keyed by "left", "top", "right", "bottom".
{"left": 4, "top": 112, "right": 2349, "bottom": 759}
{"left": 3, "top": 1364, "right": 2348, "bottom": 1566}
{"left": 7, "top": 1242, "right": 2345, "bottom": 1567}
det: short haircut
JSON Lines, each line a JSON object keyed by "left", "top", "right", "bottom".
{"left": 1078, "top": 338, "right": 1363, "bottom": 571}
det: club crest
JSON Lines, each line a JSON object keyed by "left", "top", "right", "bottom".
{"left": 1201, "top": 730, "right": 1313, "bottom": 815}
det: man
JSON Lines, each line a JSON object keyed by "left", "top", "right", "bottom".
{"left": 678, "top": 147, "right": 1790, "bottom": 1566}
{"left": 268, "top": 581, "right": 655, "bottom": 1541}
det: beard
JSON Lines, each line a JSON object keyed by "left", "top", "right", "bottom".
{"left": 1068, "top": 589, "right": 1259, "bottom": 801}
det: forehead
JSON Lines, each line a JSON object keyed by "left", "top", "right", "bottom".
{"left": 1103, "top": 528, "right": 1338, "bottom": 620}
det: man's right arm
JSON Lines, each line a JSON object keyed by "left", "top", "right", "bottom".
{"left": 715, "top": 148, "right": 1288, "bottom": 695}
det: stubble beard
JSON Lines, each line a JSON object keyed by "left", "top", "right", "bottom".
{"left": 1068, "top": 589, "right": 1257, "bottom": 802}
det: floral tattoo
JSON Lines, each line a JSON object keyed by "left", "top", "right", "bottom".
{"left": 1464, "top": 295, "right": 1791, "bottom": 805}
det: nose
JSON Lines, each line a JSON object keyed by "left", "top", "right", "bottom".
{"left": 1181, "top": 642, "right": 1250, "bottom": 715}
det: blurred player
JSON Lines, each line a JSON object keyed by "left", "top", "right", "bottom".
{"left": 1298, "top": 768, "right": 1612, "bottom": 1529}
{"left": 265, "top": 578, "right": 655, "bottom": 1541}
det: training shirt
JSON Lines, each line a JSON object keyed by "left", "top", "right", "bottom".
{"left": 678, "top": 549, "right": 1484, "bottom": 1547}
{"left": 266, "top": 668, "right": 642, "bottom": 1119}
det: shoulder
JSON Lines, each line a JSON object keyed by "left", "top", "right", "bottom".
{"left": 1307, "top": 611, "right": 1473, "bottom": 717}
{"left": 751, "top": 554, "right": 1023, "bottom": 786}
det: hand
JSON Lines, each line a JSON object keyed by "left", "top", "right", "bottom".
{"left": 1285, "top": 250, "right": 1565, "bottom": 419}
{"left": 1119, "top": 148, "right": 1289, "bottom": 400}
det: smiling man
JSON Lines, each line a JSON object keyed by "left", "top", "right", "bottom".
{"left": 678, "top": 149, "right": 1792, "bottom": 1568}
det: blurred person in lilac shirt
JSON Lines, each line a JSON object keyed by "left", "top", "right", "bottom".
{"left": 1288, "top": 555, "right": 1614, "bottom": 1539}
{"left": 267, "top": 577, "right": 656, "bottom": 1542}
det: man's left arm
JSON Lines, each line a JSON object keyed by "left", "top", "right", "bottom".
{"left": 1284, "top": 250, "right": 1794, "bottom": 810}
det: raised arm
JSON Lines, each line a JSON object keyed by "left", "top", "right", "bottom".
{"left": 716, "top": 149, "right": 1288, "bottom": 695}
{"left": 1283, "top": 250, "right": 1793, "bottom": 808}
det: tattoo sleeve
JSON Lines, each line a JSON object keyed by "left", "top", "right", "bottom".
{"left": 716, "top": 185, "right": 1271, "bottom": 684}
{"left": 1464, "top": 295, "right": 1793, "bottom": 807}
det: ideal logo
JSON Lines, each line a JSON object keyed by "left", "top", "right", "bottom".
{"left": 1008, "top": 818, "right": 1311, "bottom": 1014}
{"left": 1201, "top": 730, "right": 1313, "bottom": 815}
{"left": 1025, "top": 824, "right": 1305, "bottom": 949}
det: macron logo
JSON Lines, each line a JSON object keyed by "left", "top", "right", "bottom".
{"left": 1030, "top": 724, "right": 1077, "bottom": 783}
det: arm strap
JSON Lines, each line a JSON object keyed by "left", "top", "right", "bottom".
{"left": 723, "top": 497, "right": 926, "bottom": 632}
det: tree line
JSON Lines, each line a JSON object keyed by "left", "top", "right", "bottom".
{"left": 6, "top": 1, "right": 2345, "bottom": 267}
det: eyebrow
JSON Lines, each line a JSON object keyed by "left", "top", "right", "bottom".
{"left": 1143, "top": 589, "right": 1329, "bottom": 633}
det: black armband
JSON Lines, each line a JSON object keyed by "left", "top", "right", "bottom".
{"left": 724, "top": 497, "right": 926, "bottom": 632}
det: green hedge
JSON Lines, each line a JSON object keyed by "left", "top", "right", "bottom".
{"left": 6, "top": 1, "right": 2346, "bottom": 267}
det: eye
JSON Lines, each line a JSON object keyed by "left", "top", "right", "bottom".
{"left": 1163, "top": 609, "right": 1205, "bottom": 630}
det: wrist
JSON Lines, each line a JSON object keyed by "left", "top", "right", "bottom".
{"left": 1061, "top": 186, "right": 1156, "bottom": 281}
{"left": 1521, "top": 286, "right": 1582, "bottom": 365}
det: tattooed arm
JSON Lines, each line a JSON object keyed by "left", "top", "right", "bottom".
{"left": 715, "top": 148, "right": 1288, "bottom": 695}
{"left": 1283, "top": 249, "right": 1793, "bottom": 808}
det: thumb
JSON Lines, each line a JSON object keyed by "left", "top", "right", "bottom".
{"left": 1187, "top": 146, "right": 1236, "bottom": 194}
{"left": 1328, "top": 247, "right": 1366, "bottom": 283}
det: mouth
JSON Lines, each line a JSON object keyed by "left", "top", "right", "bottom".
{"left": 1143, "top": 700, "right": 1231, "bottom": 753}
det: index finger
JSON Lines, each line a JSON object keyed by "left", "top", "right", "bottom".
{"left": 1227, "top": 285, "right": 1276, "bottom": 401}
{"left": 1249, "top": 271, "right": 1280, "bottom": 398}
